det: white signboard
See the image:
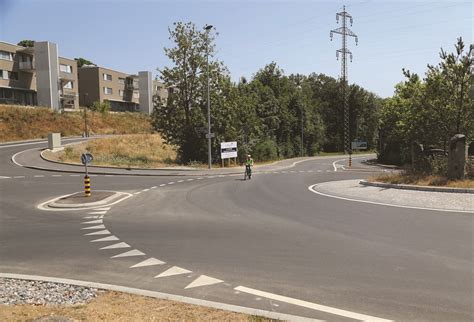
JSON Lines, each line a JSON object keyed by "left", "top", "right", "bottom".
{"left": 220, "top": 141, "right": 238, "bottom": 159}
{"left": 351, "top": 141, "right": 367, "bottom": 150}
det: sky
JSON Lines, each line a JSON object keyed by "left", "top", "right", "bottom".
{"left": 0, "top": 0, "right": 471, "bottom": 98}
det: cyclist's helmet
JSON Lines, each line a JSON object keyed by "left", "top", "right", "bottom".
{"left": 247, "top": 154, "right": 251, "bottom": 158}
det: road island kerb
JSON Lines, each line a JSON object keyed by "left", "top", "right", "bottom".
{"left": 40, "top": 190, "right": 132, "bottom": 210}
{"left": 360, "top": 179, "right": 474, "bottom": 194}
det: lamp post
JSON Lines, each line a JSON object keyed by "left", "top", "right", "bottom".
{"left": 204, "top": 24, "right": 213, "bottom": 169}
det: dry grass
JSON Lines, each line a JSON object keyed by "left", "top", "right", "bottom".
{"left": 50, "top": 134, "right": 178, "bottom": 168}
{"left": 0, "top": 104, "right": 153, "bottom": 142}
{"left": 371, "top": 172, "right": 474, "bottom": 188}
{"left": 0, "top": 291, "right": 274, "bottom": 321}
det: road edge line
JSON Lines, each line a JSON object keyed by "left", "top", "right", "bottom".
{"left": 0, "top": 273, "right": 318, "bottom": 322}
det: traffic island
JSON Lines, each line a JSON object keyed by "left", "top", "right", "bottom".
{"left": 41, "top": 190, "right": 131, "bottom": 210}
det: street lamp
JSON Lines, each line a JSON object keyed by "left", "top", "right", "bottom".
{"left": 204, "top": 24, "right": 213, "bottom": 169}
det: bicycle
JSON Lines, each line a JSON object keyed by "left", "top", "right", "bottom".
{"left": 244, "top": 164, "right": 252, "bottom": 180}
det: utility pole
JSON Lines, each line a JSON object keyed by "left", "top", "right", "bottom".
{"left": 204, "top": 24, "right": 213, "bottom": 169}
{"left": 330, "top": 6, "right": 358, "bottom": 167}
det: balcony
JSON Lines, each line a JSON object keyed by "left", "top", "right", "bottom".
{"left": 125, "top": 82, "right": 138, "bottom": 90}
{"left": 59, "top": 71, "right": 75, "bottom": 80}
{"left": 61, "top": 89, "right": 76, "bottom": 99}
{"left": 19, "top": 61, "right": 35, "bottom": 72}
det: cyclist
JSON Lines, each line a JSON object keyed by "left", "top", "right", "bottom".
{"left": 245, "top": 154, "right": 254, "bottom": 180}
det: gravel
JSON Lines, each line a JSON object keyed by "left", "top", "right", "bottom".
{"left": 0, "top": 278, "right": 102, "bottom": 306}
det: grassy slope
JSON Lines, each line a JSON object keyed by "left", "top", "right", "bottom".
{"left": 49, "top": 134, "right": 178, "bottom": 168}
{"left": 371, "top": 172, "right": 474, "bottom": 188}
{"left": 0, "top": 104, "right": 152, "bottom": 142}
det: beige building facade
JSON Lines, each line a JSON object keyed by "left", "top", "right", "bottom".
{"left": 0, "top": 41, "right": 79, "bottom": 110}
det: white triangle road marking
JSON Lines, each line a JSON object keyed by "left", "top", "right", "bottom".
{"left": 154, "top": 266, "right": 191, "bottom": 278}
{"left": 100, "top": 242, "right": 130, "bottom": 250}
{"left": 111, "top": 249, "right": 145, "bottom": 258}
{"left": 83, "top": 216, "right": 99, "bottom": 219}
{"left": 84, "top": 229, "right": 110, "bottom": 236}
{"left": 130, "top": 257, "right": 165, "bottom": 268}
{"left": 81, "top": 224, "right": 106, "bottom": 230}
{"left": 94, "top": 207, "right": 111, "bottom": 211}
{"left": 88, "top": 211, "right": 107, "bottom": 215}
{"left": 82, "top": 219, "right": 103, "bottom": 224}
{"left": 184, "top": 275, "right": 223, "bottom": 289}
{"left": 90, "top": 235, "right": 119, "bottom": 242}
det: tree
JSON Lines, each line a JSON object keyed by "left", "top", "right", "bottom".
{"left": 17, "top": 40, "right": 35, "bottom": 47}
{"left": 152, "top": 22, "right": 228, "bottom": 163}
{"left": 74, "top": 58, "right": 95, "bottom": 68}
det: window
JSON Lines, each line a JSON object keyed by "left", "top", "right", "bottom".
{"left": 103, "top": 87, "right": 113, "bottom": 95}
{"left": 133, "top": 91, "right": 139, "bottom": 98}
{"left": 119, "top": 89, "right": 124, "bottom": 96}
{"left": 63, "top": 81, "right": 73, "bottom": 89}
{"left": 8, "top": 71, "right": 18, "bottom": 80}
{"left": 0, "top": 51, "right": 13, "bottom": 61}
{"left": 103, "top": 73, "right": 112, "bottom": 81}
{"left": 60, "top": 64, "right": 72, "bottom": 73}
{"left": 118, "top": 77, "right": 125, "bottom": 85}
{"left": 156, "top": 85, "right": 162, "bottom": 91}
{"left": 0, "top": 70, "right": 8, "bottom": 79}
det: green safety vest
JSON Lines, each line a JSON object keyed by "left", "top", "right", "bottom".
{"left": 246, "top": 159, "right": 254, "bottom": 166}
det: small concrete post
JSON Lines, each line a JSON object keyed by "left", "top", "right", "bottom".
{"left": 447, "top": 134, "right": 467, "bottom": 180}
{"left": 48, "top": 133, "right": 61, "bottom": 151}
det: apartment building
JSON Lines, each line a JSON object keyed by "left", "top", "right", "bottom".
{"left": 153, "top": 80, "right": 169, "bottom": 105}
{"left": 0, "top": 41, "right": 79, "bottom": 110}
{"left": 78, "top": 66, "right": 153, "bottom": 114}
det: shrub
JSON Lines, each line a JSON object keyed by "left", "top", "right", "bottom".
{"left": 252, "top": 139, "right": 278, "bottom": 162}
{"left": 90, "top": 101, "right": 110, "bottom": 114}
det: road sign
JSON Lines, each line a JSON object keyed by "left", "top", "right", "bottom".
{"left": 220, "top": 141, "right": 237, "bottom": 159}
{"left": 81, "top": 153, "right": 94, "bottom": 165}
{"left": 351, "top": 141, "right": 367, "bottom": 150}
{"left": 205, "top": 133, "right": 215, "bottom": 139}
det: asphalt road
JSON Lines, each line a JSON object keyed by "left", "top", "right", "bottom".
{"left": 0, "top": 140, "right": 472, "bottom": 321}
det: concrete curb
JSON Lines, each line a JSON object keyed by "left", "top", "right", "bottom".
{"left": 48, "top": 191, "right": 128, "bottom": 208}
{"left": 0, "top": 273, "right": 317, "bottom": 322}
{"left": 360, "top": 180, "right": 474, "bottom": 194}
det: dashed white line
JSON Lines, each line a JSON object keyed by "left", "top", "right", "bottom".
{"left": 0, "top": 176, "right": 11, "bottom": 179}
{"left": 159, "top": 184, "right": 166, "bottom": 187}
{"left": 168, "top": 182, "right": 175, "bottom": 185}
{"left": 34, "top": 175, "right": 45, "bottom": 177}
{"left": 111, "top": 249, "right": 145, "bottom": 258}
{"left": 234, "top": 286, "right": 391, "bottom": 322}
{"left": 134, "top": 192, "right": 141, "bottom": 195}
{"left": 51, "top": 174, "right": 62, "bottom": 177}
{"left": 70, "top": 174, "right": 80, "bottom": 177}
{"left": 142, "top": 189, "right": 150, "bottom": 192}
{"left": 186, "top": 179, "right": 194, "bottom": 181}
{"left": 177, "top": 180, "right": 184, "bottom": 183}
{"left": 150, "top": 186, "right": 157, "bottom": 189}
{"left": 100, "top": 242, "right": 130, "bottom": 250}
{"left": 13, "top": 176, "right": 25, "bottom": 178}
{"left": 197, "top": 177, "right": 203, "bottom": 180}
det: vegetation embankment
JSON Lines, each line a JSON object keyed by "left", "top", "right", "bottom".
{"left": 0, "top": 104, "right": 152, "bottom": 142}
{"left": 370, "top": 171, "right": 474, "bottom": 189}
{"left": 48, "top": 134, "right": 178, "bottom": 168}
{"left": 0, "top": 290, "right": 272, "bottom": 321}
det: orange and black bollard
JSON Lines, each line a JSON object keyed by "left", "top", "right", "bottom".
{"left": 84, "top": 175, "right": 91, "bottom": 197}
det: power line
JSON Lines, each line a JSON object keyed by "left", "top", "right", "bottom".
{"left": 330, "top": 6, "right": 358, "bottom": 166}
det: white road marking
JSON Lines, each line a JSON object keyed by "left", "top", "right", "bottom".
{"left": 83, "top": 216, "right": 99, "bottom": 219}
{"left": 142, "top": 189, "right": 150, "bottom": 192}
{"left": 317, "top": 170, "right": 322, "bottom": 172}
{"left": 111, "top": 249, "right": 145, "bottom": 258}
{"left": 37, "top": 191, "right": 132, "bottom": 212}
{"left": 187, "top": 179, "right": 194, "bottom": 181}
{"left": 94, "top": 207, "right": 111, "bottom": 211}
{"left": 197, "top": 177, "right": 203, "bottom": 180}
{"left": 82, "top": 219, "right": 103, "bottom": 224}
{"left": 130, "top": 257, "right": 165, "bottom": 268}
{"left": 159, "top": 184, "right": 166, "bottom": 187}
{"left": 90, "top": 235, "right": 119, "bottom": 242}
{"left": 51, "top": 174, "right": 62, "bottom": 177}
{"left": 168, "top": 182, "right": 175, "bottom": 185}
{"left": 208, "top": 176, "right": 216, "bottom": 179}
{"left": 0, "top": 176, "right": 10, "bottom": 179}
{"left": 88, "top": 211, "right": 107, "bottom": 215}
{"left": 104, "top": 175, "right": 114, "bottom": 177}
{"left": 13, "top": 176, "right": 25, "bottom": 178}
{"left": 184, "top": 275, "right": 223, "bottom": 289}
{"left": 234, "top": 286, "right": 391, "bottom": 322}
{"left": 154, "top": 266, "right": 191, "bottom": 278}
{"left": 34, "top": 175, "right": 45, "bottom": 177}
{"left": 150, "top": 186, "right": 157, "bottom": 189}
{"left": 308, "top": 170, "right": 314, "bottom": 172}
{"left": 98, "top": 215, "right": 104, "bottom": 218}
{"left": 177, "top": 180, "right": 184, "bottom": 183}
{"left": 84, "top": 229, "right": 111, "bottom": 236}
{"left": 134, "top": 192, "right": 141, "bottom": 195}
{"left": 308, "top": 183, "right": 474, "bottom": 214}
{"left": 90, "top": 174, "right": 98, "bottom": 177}
{"left": 100, "top": 242, "right": 130, "bottom": 250}
{"left": 81, "top": 224, "right": 106, "bottom": 230}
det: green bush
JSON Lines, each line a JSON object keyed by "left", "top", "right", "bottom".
{"left": 90, "top": 101, "right": 110, "bottom": 114}
{"left": 252, "top": 139, "right": 278, "bottom": 161}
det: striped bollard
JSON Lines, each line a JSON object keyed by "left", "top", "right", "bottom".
{"left": 84, "top": 175, "right": 91, "bottom": 197}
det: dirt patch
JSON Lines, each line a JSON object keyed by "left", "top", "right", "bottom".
{"left": 0, "top": 291, "right": 273, "bottom": 321}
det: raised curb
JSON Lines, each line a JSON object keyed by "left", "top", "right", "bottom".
{"left": 48, "top": 191, "right": 128, "bottom": 208}
{"left": 0, "top": 273, "right": 317, "bottom": 322}
{"left": 360, "top": 180, "right": 474, "bottom": 194}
